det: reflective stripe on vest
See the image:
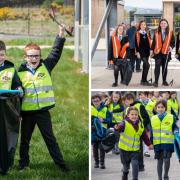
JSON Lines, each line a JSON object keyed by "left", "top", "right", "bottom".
{"left": 0, "top": 67, "right": 15, "bottom": 90}
{"left": 108, "top": 103, "right": 123, "bottom": 123}
{"left": 119, "top": 121, "right": 144, "bottom": 151}
{"left": 18, "top": 63, "right": 55, "bottom": 111}
{"left": 151, "top": 114, "right": 174, "bottom": 145}
{"left": 112, "top": 35, "right": 129, "bottom": 59}
{"left": 154, "top": 31, "right": 173, "bottom": 55}
{"left": 91, "top": 105, "right": 108, "bottom": 129}
{"left": 136, "top": 31, "right": 151, "bottom": 48}
{"left": 167, "top": 99, "right": 179, "bottom": 116}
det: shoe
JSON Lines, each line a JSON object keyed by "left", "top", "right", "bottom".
{"left": 136, "top": 69, "right": 142, "bottom": 72}
{"left": 153, "top": 82, "right": 158, "bottom": 87}
{"left": 18, "top": 163, "right": 29, "bottom": 171}
{"left": 58, "top": 164, "right": 70, "bottom": 172}
{"left": 139, "top": 167, "right": 145, "bottom": 172}
{"left": 163, "top": 81, "right": 169, "bottom": 86}
{"left": 144, "top": 152, "right": 150, "bottom": 157}
{"left": 100, "top": 164, "right": 105, "bottom": 169}
{"left": 112, "top": 82, "right": 117, "bottom": 87}
{"left": 94, "top": 163, "right": 99, "bottom": 168}
{"left": 141, "top": 81, "right": 152, "bottom": 86}
{"left": 122, "top": 172, "right": 128, "bottom": 180}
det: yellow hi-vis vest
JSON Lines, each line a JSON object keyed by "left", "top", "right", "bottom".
{"left": 108, "top": 103, "right": 123, "bottom": 123}
{"left": 145, "top": 100, "right": 155, "bottom": 118}
{"left": 151, "top": 114, "right": 174, "bottom": 146}
{"left": 0, "top": 67, "right": 15, "bottom": 90}
{"left": 91, "top": 105, "right": 108, "bottom": 129}
{"left": 167, "top": 99, "right": 179, "bottom": 116}
{"left": 119, "top": 120, "right": 144, "bottom": 151}
{"left": 18, "top": 63, "right": 55, "bottom": 111}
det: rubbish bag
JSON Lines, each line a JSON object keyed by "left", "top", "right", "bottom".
{"left": 122, "top": 59, "right": 133, "bottom": 86}
{"left": 101, "top": 129, "right": 118, "bottom": 153}
{"left": 0, "top": 94, "right": 20, "bottom": 175}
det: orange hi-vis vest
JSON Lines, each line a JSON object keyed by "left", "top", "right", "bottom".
{"left": 136, "top": 31, "right": 151, "bottom": 48}
{"left": 178, "top": 33, "right": 180, "bottom": 54}
{"left": 112, "top": 35, "right": 129, "bottom": 59}
{"left": 154, "top": 31, "right": 173, "bottom": 55}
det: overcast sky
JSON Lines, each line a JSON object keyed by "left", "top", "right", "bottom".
{"left": 124, "top": 0, "right": 162, "bottom": 9}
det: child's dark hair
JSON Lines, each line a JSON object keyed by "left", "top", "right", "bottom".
{"left": 155, "top": 100, "right": 167, "bottom": 111}
{"left": 0, "top": 40, "right": 6, "bottom": 51}
{"left": 115, "top": 24, "right": 126, "bottom": 37}
{"left": 138, "top": 91, "right": 148, "bottom": 97}
{"left": 91, "top": 95, "right": 101, "bottom": 101}
{"left": 127, "top": 106, "right": 138, "bottom": 115}
{"left": 137, "top": 20, "right": 148, "bottom": 31}
{"left": 123, "top": 92, "right": 135, "bottom": 101}
{"left": 110, "top": 91, "right": 122, "bottom": 103}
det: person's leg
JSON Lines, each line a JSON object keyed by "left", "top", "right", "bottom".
{"left": 119, "top": 64, "right": 124, "bottom": 83}
{"left": 163, "top": 158, "right": 170, "bottom": 180}
{"left": 161, "top": 56, "right": 169, "bottom": 85}
{"left": 138, "top": 140, "right": 144, "bottom": 171}
{"left": 131, "top": 152, "right": 140, "bottom": 180}
{"left": 19, "top": 114, "right": 36, "bottom": 168}
{"left": 36, "top": 111, "right": 67, "bottom": 170}
{"left": 136, "top": 57, "right": 141, "bottom": 71}
{"left": 113, "top": 64, "right": 119, "bottom": 86}
{"left": 154, "top": 59, "right": 161, "bottom": 86}
{"left": 99, "top": 142, "right": 106, "bottom": 169}
{"left": 156, "top": 152, "right": 163, "bottom": 180}
{"left": 92, "top": 142, "right": 99, "bottom": 168}
{"left": 130, "top": 49, "right": 135, "bottom": 72}
{"left": 141, "top": 57, "right": 150, "bottom": 83}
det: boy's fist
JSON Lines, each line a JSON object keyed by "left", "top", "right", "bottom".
{"left": 59, "top": 25, "right": 65, "bottom": 38}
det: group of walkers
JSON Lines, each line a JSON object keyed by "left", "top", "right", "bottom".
{"left": 108, "top": 19, "right": 180, "bottom": 87}
{"left": 91, "top": 91, "right": 180, "bottom": 180}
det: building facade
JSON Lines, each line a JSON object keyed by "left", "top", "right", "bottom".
{"left": 163, "top": 0, "right": 180, "bottom": 31}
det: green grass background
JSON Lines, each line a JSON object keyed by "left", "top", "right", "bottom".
{"left": 2, "top": 47, "right": 89, "bottom": 180}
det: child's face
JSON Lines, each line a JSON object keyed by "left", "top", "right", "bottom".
{"left": 156, "top": 103, "right": 166, "bottom": 114}
{"left": 171, "top": 93, "right": 176, "bottom": 99}
{"left": 118, "top": 26, "right": 123, "bottom": 35}
{"left": 160, "top": 21, "right": 168, "bottom": 30}
{"left": 92, "top": 98, "right": 101, "bottom": 108}
{"left": 25, "top": 49, "right": 41, "bottom": 69}
{"left": 139, "top": 93, "right": 146, "bottom": 101}
{"left": 140, "top": 22, "right": 146, "bottom": 31}
{"left": 161, "top": 92, "right": 169, "bottom": 100}
{"left": 153, "top": 92, "right": 159, "bottom": 98}
{"left": 0, "top": 50, "right": 6, "bottom": 65}
{"left": 124, "top": 98, "right": 134, "bottom": 106}
{"left": 112, "top": 93, "right": 120, "bottom": 103}
{"left": 128, "top": 110, "right": 138, "bottom": 122}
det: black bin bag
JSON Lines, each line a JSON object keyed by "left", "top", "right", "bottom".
{"left": 0, "top": 94, "right": 20, "bottom": 175}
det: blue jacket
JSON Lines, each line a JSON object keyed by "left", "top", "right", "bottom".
{"left": 126, "top": 26, "right": 137, "bottom": 49}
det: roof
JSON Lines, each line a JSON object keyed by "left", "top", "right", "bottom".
{"left": 134, "top": 9, "right": 162, "bottom": 15}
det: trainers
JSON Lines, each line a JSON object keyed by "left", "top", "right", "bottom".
{"left": 112, "top": 82, "right": 117, "bottom": 87}
{"left": 141, "top": 81, "right": 152, "bottom": 86}
{"left": 163, "top": 81, "right": 169, "bottom": 86}
{"left": 144, "top": 152, "right": 150, "bottom": 157}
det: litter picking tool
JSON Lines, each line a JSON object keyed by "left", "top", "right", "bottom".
{"left": 49, "top": 8, "right": 73, "bottom": 36}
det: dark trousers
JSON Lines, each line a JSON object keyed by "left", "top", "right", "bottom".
{"left": 92, "top": 141, "right": 105, "bottom": 164}
{"left": 120, "top": 149, "right": 140, "bottom": 180}
{"left": 19, "top": 111, "right": 65, "bottom": 167}
{"left": 130, "top": 49, "right": 141, "bottom": 71}
{"left": 114, "top": 64, "right": 124, "bottom": 84}
{"left": 141, "top": 57, "right": 150, "bottom": 82}
{"left": 154, "top": 56, "right": 168, "bottom": 83}
{"left": 138, "top": 139, "right": 144, "bottom": 169}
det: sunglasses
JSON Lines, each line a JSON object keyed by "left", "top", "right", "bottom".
{"left": 26, "top": 55, "right": 40, "bottom": 58}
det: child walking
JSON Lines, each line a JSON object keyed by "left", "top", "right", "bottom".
{"left": 150, "top": 100, "right": 179, "bottom": 180}
{"left": 91, "top": 95, "right": 111, "bottom": 169}
{"left": 151, "top": 19, "right": 175, "bottom": 87}
{"left": 108, "top": 24, "right": 130, "bottom": 87}
{"left": 135, "top": 21, "right": 151, "bottom": 86}
{"left": 115, "top": 107, "right": 152, "bottom": 180}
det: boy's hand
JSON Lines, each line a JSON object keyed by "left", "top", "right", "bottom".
{"left": 59, "top": 25, "right": 65, "bottom": 38}
{"left": 114, "top": 124, "right": 119, "bottom": 130}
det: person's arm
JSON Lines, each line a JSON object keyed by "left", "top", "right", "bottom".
{"left": 140, "top": 105, "right": 150, "bottom": 128}
{"left": 135, "top": 32, "right": 140, "bottom": 52}
{"left": 114, "top": 120, "right": 125, "bottom": 133}
{"left": 108, "top": 36, "right": 113, "bottom": 61}
{"left": 11, "top": 70, "right": 22, "bottom": 90}
{"left": 151, "top": 32, "right": 156, "bottom": 51}
{"left": 44, "top": 26, "right": 65, "bottom": 72}
{"left": 172, "top": 115, "right": 179, "bottom": 133}
{"left": 141, "top": 130, "right": 151, "bottom": 146}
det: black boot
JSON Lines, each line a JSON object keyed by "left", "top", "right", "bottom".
{"left": 122, "top": 172, "right": 128, "bottom": 180}
{"left": 100, "top": 162, "right": 105, "bottom": 169}
{"left": 94, "top": 161, "right": 99, "bottom": 168}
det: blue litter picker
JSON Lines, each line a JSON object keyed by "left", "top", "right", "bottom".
{"left": 174, "top": 131, "right": 180, "bottom": 162}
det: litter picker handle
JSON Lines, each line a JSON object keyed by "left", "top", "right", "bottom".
{"left": 49, "top": 13, "right": 73, "bottom": 36}
{"left": 0, "top": 89, "right": 23, "bottom": 94}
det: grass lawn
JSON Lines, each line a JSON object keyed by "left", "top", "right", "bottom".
{"left": 2, "top": 48, "right": 89, "bottom": 180}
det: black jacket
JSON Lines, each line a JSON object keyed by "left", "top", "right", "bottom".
{"left": 0, "top": 60, "right": 21, "bottom": 89}
{"left": 18, "top": 36, "right": 66, "bottom": 114}
{"left": 108, "top": 35, "right": 130, "bottom": 61}
{"left": 176, "top": 32, "right": 180, "bottom": 55}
